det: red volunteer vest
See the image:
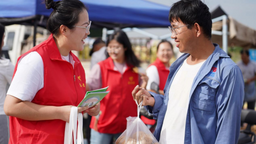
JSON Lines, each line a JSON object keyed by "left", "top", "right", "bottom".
{"left": 149, "top": 58, "right": 170, "bottom": 91}
{"left": 90, "top": 57, "right": 138, "bottom": 134}
{"left": 9, "top": 35, "right": 86, "bottom": 144}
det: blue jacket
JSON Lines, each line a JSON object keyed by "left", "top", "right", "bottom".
{"left": 148, "top": 44, "right": 244, "bottom": 144}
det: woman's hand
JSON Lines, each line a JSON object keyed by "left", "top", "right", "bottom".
{"left": 84, "top": 103, "right": 100, "bottom": 116}
{"left": 58, "top": 105, "right": 76, "bottom": 122}
{"left": 132, "top": 85, "right": 155, "bottom": 107}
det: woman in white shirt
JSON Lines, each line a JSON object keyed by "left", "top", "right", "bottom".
{"left": 0, "top": 23, "right": 14, "bottom": 144}
{"left": 146, "top": 40, "right": 174, "bottom": 95}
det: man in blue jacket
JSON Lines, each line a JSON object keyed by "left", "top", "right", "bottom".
{"left": 132, "top": 0, "right": 244, "bottom": 143}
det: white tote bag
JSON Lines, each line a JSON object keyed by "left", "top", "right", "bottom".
{"left": 64, "top": 107, "right": 84, "bottom": 144}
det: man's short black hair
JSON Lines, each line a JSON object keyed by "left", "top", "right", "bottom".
{"left": 240, "top": 49, "right": 249, "bottom": 56}
{"left": 169, "top": 0, "right": 212, "bottom": 39}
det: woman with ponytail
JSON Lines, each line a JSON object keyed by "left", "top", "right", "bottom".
{"left": 4, "top": 0, "right": 99, "bottom": 143}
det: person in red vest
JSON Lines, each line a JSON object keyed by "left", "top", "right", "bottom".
{"left": 3, "top": 0, "right": 99, "bottom": 143}
{"left": 140, "top": 40, "right": 173, "bottom": 133}
{"left": 146, "top": 40, "right": 174, "bottom": 95}
{"left": 86, "top": 30, "right": 148, "bottom": 144}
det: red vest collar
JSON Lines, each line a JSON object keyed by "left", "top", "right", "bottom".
{"left": 153, "top": 58, "right": 169, "bottom": 69}
{"left": 46, "top": 34, "right": 80, "bottom": 65}
{"left": 104, "top": 57, "right": 134, "bottom": 71}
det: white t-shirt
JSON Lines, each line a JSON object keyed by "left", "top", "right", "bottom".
{"left": 146, "top": 65, "right": 169, "bottom": 90}
{"left": 160, "top": 59, "right": 205, "bottom": 144}
{"left": 0, "top": 58, "right": 14, "bottom": 115}
{"left": 7, "top": 51, "right": 72, "bottom": 102}
{"left": 146, "top": 65, "right": 159, "bottom": 90}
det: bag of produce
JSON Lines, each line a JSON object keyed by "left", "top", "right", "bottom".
{"left": 115, "top": 101, "right": 159, "bottom": 144}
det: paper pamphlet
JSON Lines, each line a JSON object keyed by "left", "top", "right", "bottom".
{"left": 78, "top": 86, "right": 109, "bottom": 107}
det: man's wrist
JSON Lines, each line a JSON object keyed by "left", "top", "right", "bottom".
{"left": 149, "top": 94, "right": 155, "bottom": 107}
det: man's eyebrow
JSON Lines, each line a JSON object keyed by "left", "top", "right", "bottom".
{"left": 82, "top": 21, "right": 90, "bottom": 25}
{"left": 171, "top": 23, "right": 179, "bottom": 27}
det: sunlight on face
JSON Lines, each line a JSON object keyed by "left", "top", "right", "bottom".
{"left": 107, "top": 40, "right": 126, "bottom": 63}
{"left": 157, "top": 42, "right": 173, "bottom": 64}
{"left": 68, "top": 9, "right": 90, "bottom": 52}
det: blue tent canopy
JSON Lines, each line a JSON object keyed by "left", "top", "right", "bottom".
{"left": 83, "top": 0, "right": 170, "bottom": 27}
{"left": 0, "top": 0, "right": 170, "bottom": 28}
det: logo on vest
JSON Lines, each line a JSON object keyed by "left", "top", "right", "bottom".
{"left": 78, "top": 76, "right": 81, "bottom": 81}
{"left": 128, "top": 76, "right": 135, "bottom": 85}
{"left": 79, "top": 83, "right": 85, "bottom": 87}
{"left": 78, "top": 75, "right": 85, "bottom": 87}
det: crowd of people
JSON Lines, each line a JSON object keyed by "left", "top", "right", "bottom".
{"left": 0, "top": 0, "right": 255, "bottom": 144}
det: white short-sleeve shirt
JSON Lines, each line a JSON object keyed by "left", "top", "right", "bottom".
{"left": 146, "top": 65, "right": 159, "bottom": 90}
{"left": 7, "top": 51, "right": 71, "bottom": 102}
{"left": 0, "top": 58, "right": 14, "bottom": 114}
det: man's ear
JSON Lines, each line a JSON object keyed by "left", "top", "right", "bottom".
{"left": 194, "top": 23, "right": 201, "bottom": 37}
{"left": 59, "top": 25, "right": 70, "bottom": 36}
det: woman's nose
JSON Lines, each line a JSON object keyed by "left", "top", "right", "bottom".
{"left": 86, "top": 29, "right": 90, "bottom": 35}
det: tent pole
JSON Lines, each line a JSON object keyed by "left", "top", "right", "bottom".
{"left": 33, "top": 17, "right": 37, "bottom": 47}
{"left": 102, "top": 28, "right": 107, "bottom": 42}
{"left": 222, "top": 15, "right": 228, "bottom": 53}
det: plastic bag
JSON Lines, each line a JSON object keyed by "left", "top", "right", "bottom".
{"left": 115, "top": 101, "right": 159, "bottom": 144}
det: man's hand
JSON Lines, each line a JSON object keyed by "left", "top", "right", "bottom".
{"left": 140, "top": 74, "right": 149, "bottom": 89}
{"left": 132, "top": 85, "right": 155, "bottom": 107}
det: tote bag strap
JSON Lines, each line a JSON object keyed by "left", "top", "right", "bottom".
{"left": 64, "top": 106, "right": 84, "bottom": 144}
{"left": 77, "top": 113, "right": 84, "bottom": 144}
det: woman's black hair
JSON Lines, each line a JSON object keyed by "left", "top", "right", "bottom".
{"left": 156, "top": 39, "right": 173, "bottom": 52}
{"left": 45, "top": 0, "right": 87, "bottom": 35}
{"left": 106, "top": 30, "right": 141, "bottom": 67}
{"left": 169, "top": 0, "right": 212, "bottom": 39}
{"left": 0, "top": 23, "right": 5, "bottom": 58}
{"left": 89, "top": 37, "right": 105, "bottom": 56}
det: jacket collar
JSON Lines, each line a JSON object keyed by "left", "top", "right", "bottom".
{"left": 190, "top": 44, "right": 228, "bottom": 97}
{"left": 195, "top": 43, "right": 229, "bottom": 81}
{"left": 166, "top": 44, "right": 228, "bottom": 97}
{"left": 170, "top": 43, "right": 228, "bottom": 73}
